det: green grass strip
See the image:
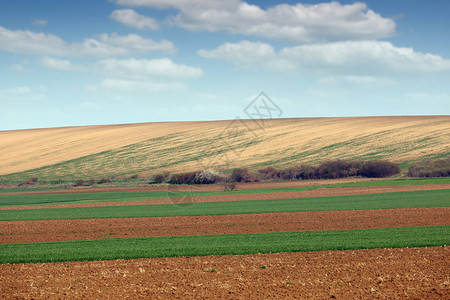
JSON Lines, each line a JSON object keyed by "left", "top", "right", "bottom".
{"left": 0, "top": 189, "right": 448, "bottom": 221}
{"left": 328, "top": 177, "right": 450, "bottom": 187}
{"left": 0, "top": 226, "right": 448, "bottom": 264}
{"left": 1, "top": 177, "right": 450, "bottom": 207}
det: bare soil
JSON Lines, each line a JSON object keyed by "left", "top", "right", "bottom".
{"left": 2, "top": 184, "right": 449, "bottom": 211}
{"left": 0, "top": 246, "right": 448, "bottom": 299}
{"left": 0, "top": 207, "right": 448, "bottom": 244}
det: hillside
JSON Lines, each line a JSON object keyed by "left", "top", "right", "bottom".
{"left": 0, "top": 116, "right": 449, "bottom": 181}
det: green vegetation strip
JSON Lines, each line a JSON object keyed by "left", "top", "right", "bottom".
{"left": 0, "top": 226, "right": 448, "bottom": 264}
{"left": 1, "top": 177, "right": 450, "bottom": 207}
{"left": 0, "top": 189, "right": 448, "bottom": 221}
{"left": 327, "top": 177, "right": 450, "bottom": 187}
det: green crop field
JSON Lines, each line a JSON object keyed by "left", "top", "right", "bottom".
{"left": 0, "top": 226, "right": 448, "bottom": 264}
{"left": 1, "top": 177, "right": 449, "bottom": 207}
{"left": 1, "top": 189, "right": 449, "bottom": 221}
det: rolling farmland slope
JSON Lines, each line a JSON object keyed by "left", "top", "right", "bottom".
{"left": 0, "top": 116, "right": 449, "bottom": 180}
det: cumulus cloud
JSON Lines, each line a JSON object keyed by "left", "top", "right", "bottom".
{"left": 0, "top": 86, "right": 47, "bottom": 102}
{"left": 8, "top": 64, "right": 31, "bottom": 73}
{"left": 198, "top": 40, "right": 450, "bottom": 74}
{"left": 198, "top": 40, "right": 292, "bottom": 71}
{"left": 198, "top": 41, "right": 274, "bottom": 65}
{"left": 98, "top": 33, "right": 176, "bottom": 54}
{"left": 113, "top": 0, "right": 395, "bottom": 42}
{"left": 40, "top": 56, "right": 84, "bottom": 71}
{"left": 95, "top": 58, "right": 203, "bottom": 79}
{"left": 110, "top": 9, "right": 159, "bottom": 30}
{"left": 88, "top": 58, "right": 201, "bottom": 93}
{"left": 31, "top": 19, "right": 48, "bottom": 26}
{"left": 93, "top": 78, "right": 186, "bottom": 92}
{"left": 280, "top": 40, "right": 450, "bottom": 73}
{"left": 0, "top": 26, "right": 176, "bottom": 57}
{"left": 319, "top": 76, "right": 396, "bottom": 87}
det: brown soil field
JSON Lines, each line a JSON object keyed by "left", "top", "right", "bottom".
{"left": 0, "top": 246, "right": 448, "bottom": 299}
{"left": 2, "top": 184, "right": 449, "bottom": 211}
{"left": 1, "top": 207, "right": 448, "bottom": 244}
{"left": 1, "top": 116, "right": 449, "bottom": 179}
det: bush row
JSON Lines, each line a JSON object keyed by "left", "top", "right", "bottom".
{"left": 16, "top": 157, "right": 448, "bottom": 188}
{"left": 407, "top": 157, "right": 450, "bottom": 177}
{"left": 16, "top": 177, "right": 114, "bottom": 188}
{"left": 257, "top": 160, "right": 400, "bottom": 181}
{"left": 153, "top": 160, "right": 401, "bottom": 185}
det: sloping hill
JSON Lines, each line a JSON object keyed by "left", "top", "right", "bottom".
{"left": 0, "top": 116, "right": 449, "bottom": 180}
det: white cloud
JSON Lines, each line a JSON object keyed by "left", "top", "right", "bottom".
{"left": 98, "top": 33, "right": 176, "bottom": 54}
{"left": 198, "top": 40, "right": 292, "bottom": 71}
{"left": 198, "top": 40, "right": 274, "bottom": 65}
{"left": 95, "top": 58, "right": 203, "bottom": 79}
{"left": 344, "top": 76, "right": 396, "bottom": 86}
{"left": 32, "top": 19, "right": 48, "bottom": 26}
{"left": 198, "top": 40, "right": 450, "bottom": 74}
{"left": 113, "top": 0, "right": 395, "bottom": 42}
{"left": 8, "top": 64, "right": 31, "bottom": 73}
{"left": 405, "top": 92, "right": 450, "bottom": 102}
{"left": 280, "top": 40, "right": 450, "bottom": 73}
{"left": 88, "top": 58, "right": 202, "bottom": 93}
{"left": 0, "top": 26, "right": 175, "bottom": 57}
{"left": 319, "top": 75, "right": 396, "bottom": 87}
{"left": 92, "top": 78, "right": 186, "bottom": 92}
{"left": 318, "top": 76, "right": 337, "bottom": 85}
{"left": 0, "top": 86, "right": 47, "bottom": 102}
{"left": 40, "top": 56, "right": 83, "bottom": 71}
{"left": 0, "top": 26, "right": 68, "bottom": 56}
{"left": 110, "top": 9, "right": 159, "bottom": 30}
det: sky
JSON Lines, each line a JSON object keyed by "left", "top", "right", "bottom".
{"left": 0, "top": 0, "right": 449, "bottom": 130}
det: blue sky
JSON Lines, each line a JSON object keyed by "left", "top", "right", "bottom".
{"left": 0, "top": 0, "right": 449, "bottom": 130}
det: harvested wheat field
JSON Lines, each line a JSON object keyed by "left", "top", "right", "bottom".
{"left": 1, "top": 116, "right": 449, "bottom": 180}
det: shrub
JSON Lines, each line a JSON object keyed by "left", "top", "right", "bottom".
{"left": 280, "top": 166, "right": 318, "bottom": 180}
{"left": 258, "top": 167, "right": 280, "bottom": 180}
{"left": 168, "top": 172, "right": 198, "bottom": 184}
{"left": 153, "top": 174, "right": 165, "bottom": 184}
{"left": 193, "top": 170, "right": 225, "bottom": 184}
{"left": 315, "top": 160, "right": 360, "bottom": 179}
{"left": 292, "top": 165, "right": 316, "bottom": 180}
{"left": 223, "top": 181, "right": 237, "bottom": 191}
{"left": 130, "top": 174, "right": 139, "bottom": 179}
{"left": 360, "top": 160, "right": 400, "bottom": 178}
{"left": 153, "top": 172, "right": 170, "bottom": 184}
{"left": 18, "top": 177, "right": 39, "bottom": 187}
{"left": 87, "top": 178, "right": 97, "bottom": 186}
{"left": 98, "top": 177, "right": 112, "bottom": 184}
{"left": 74, "top": 179, "right": 84, "bottom": 186}
{"left": 407, "top": 157, "right": 450, "bottom": 177}
{"left": 230, "top": 168, "right": 258, "bottom": 182}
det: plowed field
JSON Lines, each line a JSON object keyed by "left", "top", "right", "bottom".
{"left": 1, "top": 207, "right": 448, "bottom": 244}
{"left": 2, "top": 184, "right": 448, "bottom": 210}
{"left": 1, "top": 179, "right": 449, "bottom": 299}
{"left": 0, "top": 247, "right": 448, "bottom": 299}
